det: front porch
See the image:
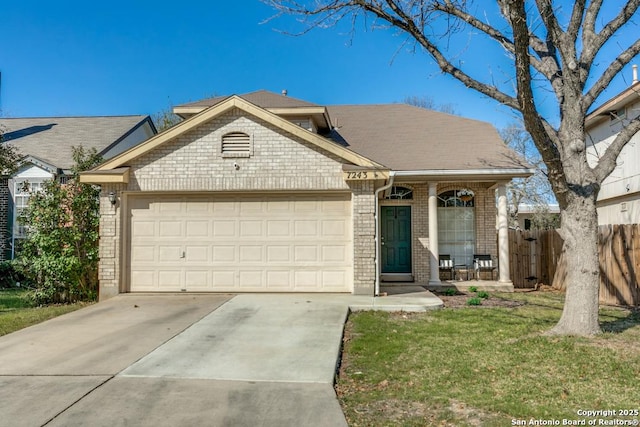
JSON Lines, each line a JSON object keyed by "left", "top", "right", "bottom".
{"left": 382, "top": 280, "right": 515, "bottom": 294}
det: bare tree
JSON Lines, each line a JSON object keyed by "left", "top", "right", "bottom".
{"left": 152, "top": 106, "right": 183, "bottom": 132}
{"left": 500, "top": 122, "right": 556, "bottom": 229}
{"left": 266, "top": 0, "right": 640, "bottom": 336}
{"left": 403, "top": 95, "right": 458, "bottom": 115}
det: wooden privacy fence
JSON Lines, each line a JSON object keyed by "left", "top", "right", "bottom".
{"left": 508, "top": 225, "right": 640, "bottom": 306}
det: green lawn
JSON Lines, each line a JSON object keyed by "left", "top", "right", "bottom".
{"left": 0, "top": 289, "right": 87, "bottom": 336}
{"left": 336, "top": 291, "right": 640, "bottom": 426}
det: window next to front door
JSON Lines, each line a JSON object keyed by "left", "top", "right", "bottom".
{"left": 381, "top": 205, "right": 412, "bottom": 274}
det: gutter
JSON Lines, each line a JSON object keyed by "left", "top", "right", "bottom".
{"left": 373, "top": 171, "right": 396, "bottom": 296}
{"left": 392, "top": 168, "right": 535, "bottom": 179}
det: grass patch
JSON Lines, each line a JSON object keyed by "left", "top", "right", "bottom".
{"left": 0, "top": 289, "right": 87, "bottom": 337}
{"left": 336, "top": 290, "right": 640, "bottom": 426}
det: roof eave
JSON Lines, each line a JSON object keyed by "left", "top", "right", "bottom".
{"left": 391, "top": 168, "right": 535, "bottom": 181}
{"left": 79, "top": 167, "right": 130, "bottom": 184}
{"left": 585, "top": 81, "right": 640, "bottom": 128}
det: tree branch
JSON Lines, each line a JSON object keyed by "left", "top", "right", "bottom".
{"left": 567, "top": 0, "right": 587, "bottom": 42}
{"left": 594, "top": 114, "right": 640, "bottom": 182}
{"left": 583, "top": 38, "right": 640, "bottom": 111}
{"left": 581, "top": 1, "right": 640, "bottom": 76}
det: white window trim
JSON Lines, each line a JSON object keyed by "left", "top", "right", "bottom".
{"left": 12, "top": 179, "right": 45, "bottom": 258}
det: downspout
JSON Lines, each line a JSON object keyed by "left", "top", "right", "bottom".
{"left": 374, "top": 171, "right": 396, "bottom": 296}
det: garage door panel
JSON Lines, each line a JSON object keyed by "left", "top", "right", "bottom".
{"left": 132, "top": 221, "right": 155, "bottom": 238}
{"left": 212, "top": 245, "right": 236, "bottom": 262}
{"left": 266, "top": 271, "right": 292, "bottom": 288}
{"left": 129, "top": 194, "right": 352, "bottom": 293}
{"left": 239, "top": 220, "right": 263, "bottom": 237}
{"left": 267, "top": 245, "right": 290, "bottom": 262}
{"left": 267, "top": 220, "right": 290, "bottom": 237}
{"left": 239, "top": 246, "right": 263, "bottom": 262}
{"left": 185, "top": 246, "right": 209, "bottom": 262}
{"left": 159, "top": 221, "right": 182, "bottom": 237}
{"left": 294, "top": 246, "right": 318, "bottom": 262}
{"left": 158, "top": 271, "right": 181, "bottom": 289}
{"left": 322, "top": 270, "right": 349, "bottom": 287}
{"left": 158, "top": 246, "right": 182, "bottom": 262}
{"left": 212, "top": 271, "right": 235, "bottom": 287}
{"left": 132, "top": 246, "right": 155, "bottom": 262}
{"left": 322, "top": 220, "right": 347, "bottom": 236}
{"left": 186, "top": 220, "right": 209, "bottom": 237}
{"left": 239, "top": 271, "right": 263, "bottom": 288}
{"left": 322, "top": 246, "right": 346, "bottom": 262}
{"left": 294, "top": 220, "right": 318, "bottom": 237}
{"left": 213, "top": 221, "right": 236, "bottom": 237}
{"left": 185, "top": 271, "right": 209, "bottom": 288}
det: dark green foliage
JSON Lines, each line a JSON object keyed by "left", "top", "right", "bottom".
{"left": 0, "top": 261, "right": 24, "bottom": 288}
{"left": 443, "top": 288, "right": 457, "bottom": 296}
{"left": 467, "top": 297, "right": 482, "bottom": 306}
{"left": 15, "top": 147, "right": 102, "bottom": 304}
{"left": 477, "top": 291, "right": 490, "bottom": 299}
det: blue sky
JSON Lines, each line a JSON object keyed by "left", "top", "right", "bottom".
{"left": 1, "top": 1, "right": 637, "bottom": 130}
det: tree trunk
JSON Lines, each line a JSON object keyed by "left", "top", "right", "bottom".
{"left": 549, "top": 194, "right": 601, "bottom": 336}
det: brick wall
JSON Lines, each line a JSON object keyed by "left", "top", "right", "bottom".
{"left": 350, "top": 180, "right": 376, "bottom": 295}
{"left": 0, "top": 178, "right": 8, "bottom": 261}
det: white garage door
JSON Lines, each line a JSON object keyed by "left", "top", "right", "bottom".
{"left": 128, "top": 193, "right": 353, "bottom": 293}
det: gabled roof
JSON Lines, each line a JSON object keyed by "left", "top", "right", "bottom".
{"left": 176, "top": 89, "right": 320, "bottom": 110}
{"left": 326, "top": 104, "right": 529, "bottom": 171}
{"left": 0, "top": 116, "right": 154, "bottom": 171}
{"left": 586, "top": 81, "right": 640, "bottom": 128}
{"left": 174, "top": 90, "right": 333, "bottom": 130}
{"left": 93, "top": 95, "right": 384, "bottom": 173}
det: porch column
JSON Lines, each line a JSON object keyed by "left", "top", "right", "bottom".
{"left": 497, "top": 183, "right": 512, "bottom": 283}
{"left": 428, "top": 182, "right": 441, "bottom": 284}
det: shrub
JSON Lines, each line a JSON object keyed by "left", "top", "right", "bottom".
{"left": 467, "top": 297, "right": 483, "bottom": 306}
{"left": 468, "top": 286, "right": 478, "bottom": 293}
{"left": 477, "top": 291, "right": 490, "bottom": 299}
{"left": 0, "top": 261, "right": 24, "bottom": 288}
{"left": 16, "top": 147, "right": 101, "bottom": 304}
{"left": 444, "top": 288, "right": 457, "bottom": 296}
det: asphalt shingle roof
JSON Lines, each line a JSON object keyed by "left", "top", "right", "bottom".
{"left": 325, "top": 104, "right": 528, "bottom": 171}
{"left": 180, "top": 90, "right": 528, "bottom": 172}
{"left": 177, "top": 90, "right": 320, "bottom": 109}
{"left": 0, "top": 116, "right": 150, "bottom": 170}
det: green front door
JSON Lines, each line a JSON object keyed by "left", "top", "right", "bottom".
{"left": 381, "top": 206, "right": 412, "bottom": 274}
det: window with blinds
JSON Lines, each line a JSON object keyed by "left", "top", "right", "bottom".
{"left": 221, "top": 132, "right": 252, "bottom": 158}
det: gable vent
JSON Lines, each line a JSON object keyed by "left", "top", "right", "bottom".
{"left": 221, "top": 132, "right": 252, "bottom": 158}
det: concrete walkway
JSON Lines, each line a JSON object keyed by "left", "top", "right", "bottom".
{"left": 0, "top": 290, "right": 442, "bottom": 427}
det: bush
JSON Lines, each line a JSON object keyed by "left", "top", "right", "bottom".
{"left": 16, "top": 147, "right": 101, "bottom": 304}
{"left": 467, "top": 297, "right": 483, "bottom": 306}
{"left": 468, "top": 286, "right": 478, "bottom": 293}
{"left": 444, "top": 288, "right": 458, "bottom": 296}
{"left": 477, "top": 291, "right": 490, "bottom": 299}
{"left": 0, "top": 261, "right": 23, "bottom": 288}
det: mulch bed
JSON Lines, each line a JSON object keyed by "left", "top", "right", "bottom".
{"left": 435, "top": 292, "right": 526, "bottom": 309}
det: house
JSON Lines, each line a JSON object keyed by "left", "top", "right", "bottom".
{"left": 515, "top": 203, "right": 560, "bottom": 230}
{"left": 586, "top": 70, "right": 640, "bottom": 225}
{"left": 80, "top": 90, "right": 533, "bottom": 300}
{"left": 0, "top": 116, "right": 157, "bottom": 260}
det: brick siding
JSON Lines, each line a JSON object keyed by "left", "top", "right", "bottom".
{"left": 0, "top": 178, "right": 8, "bottom": 261}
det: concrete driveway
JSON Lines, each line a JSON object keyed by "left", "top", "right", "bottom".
{"left": 0, "top": 294, "right": 349, "bottom": 427}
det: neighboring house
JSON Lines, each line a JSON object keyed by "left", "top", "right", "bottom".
{"left": 81, "top": 90, "right": 533, "bottom": 300}
{"left": 586, "top": 74, "right": 640, "bottom": 225}
{"left": 0, "top": 116, "right": 157, "bottom": 260}
{"left": 515, "top": 203, "right": 560, "bottom": 230}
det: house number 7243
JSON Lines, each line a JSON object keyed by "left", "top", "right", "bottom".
{"left": 346, "top": 171, "right": 369, "bottom": 179}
